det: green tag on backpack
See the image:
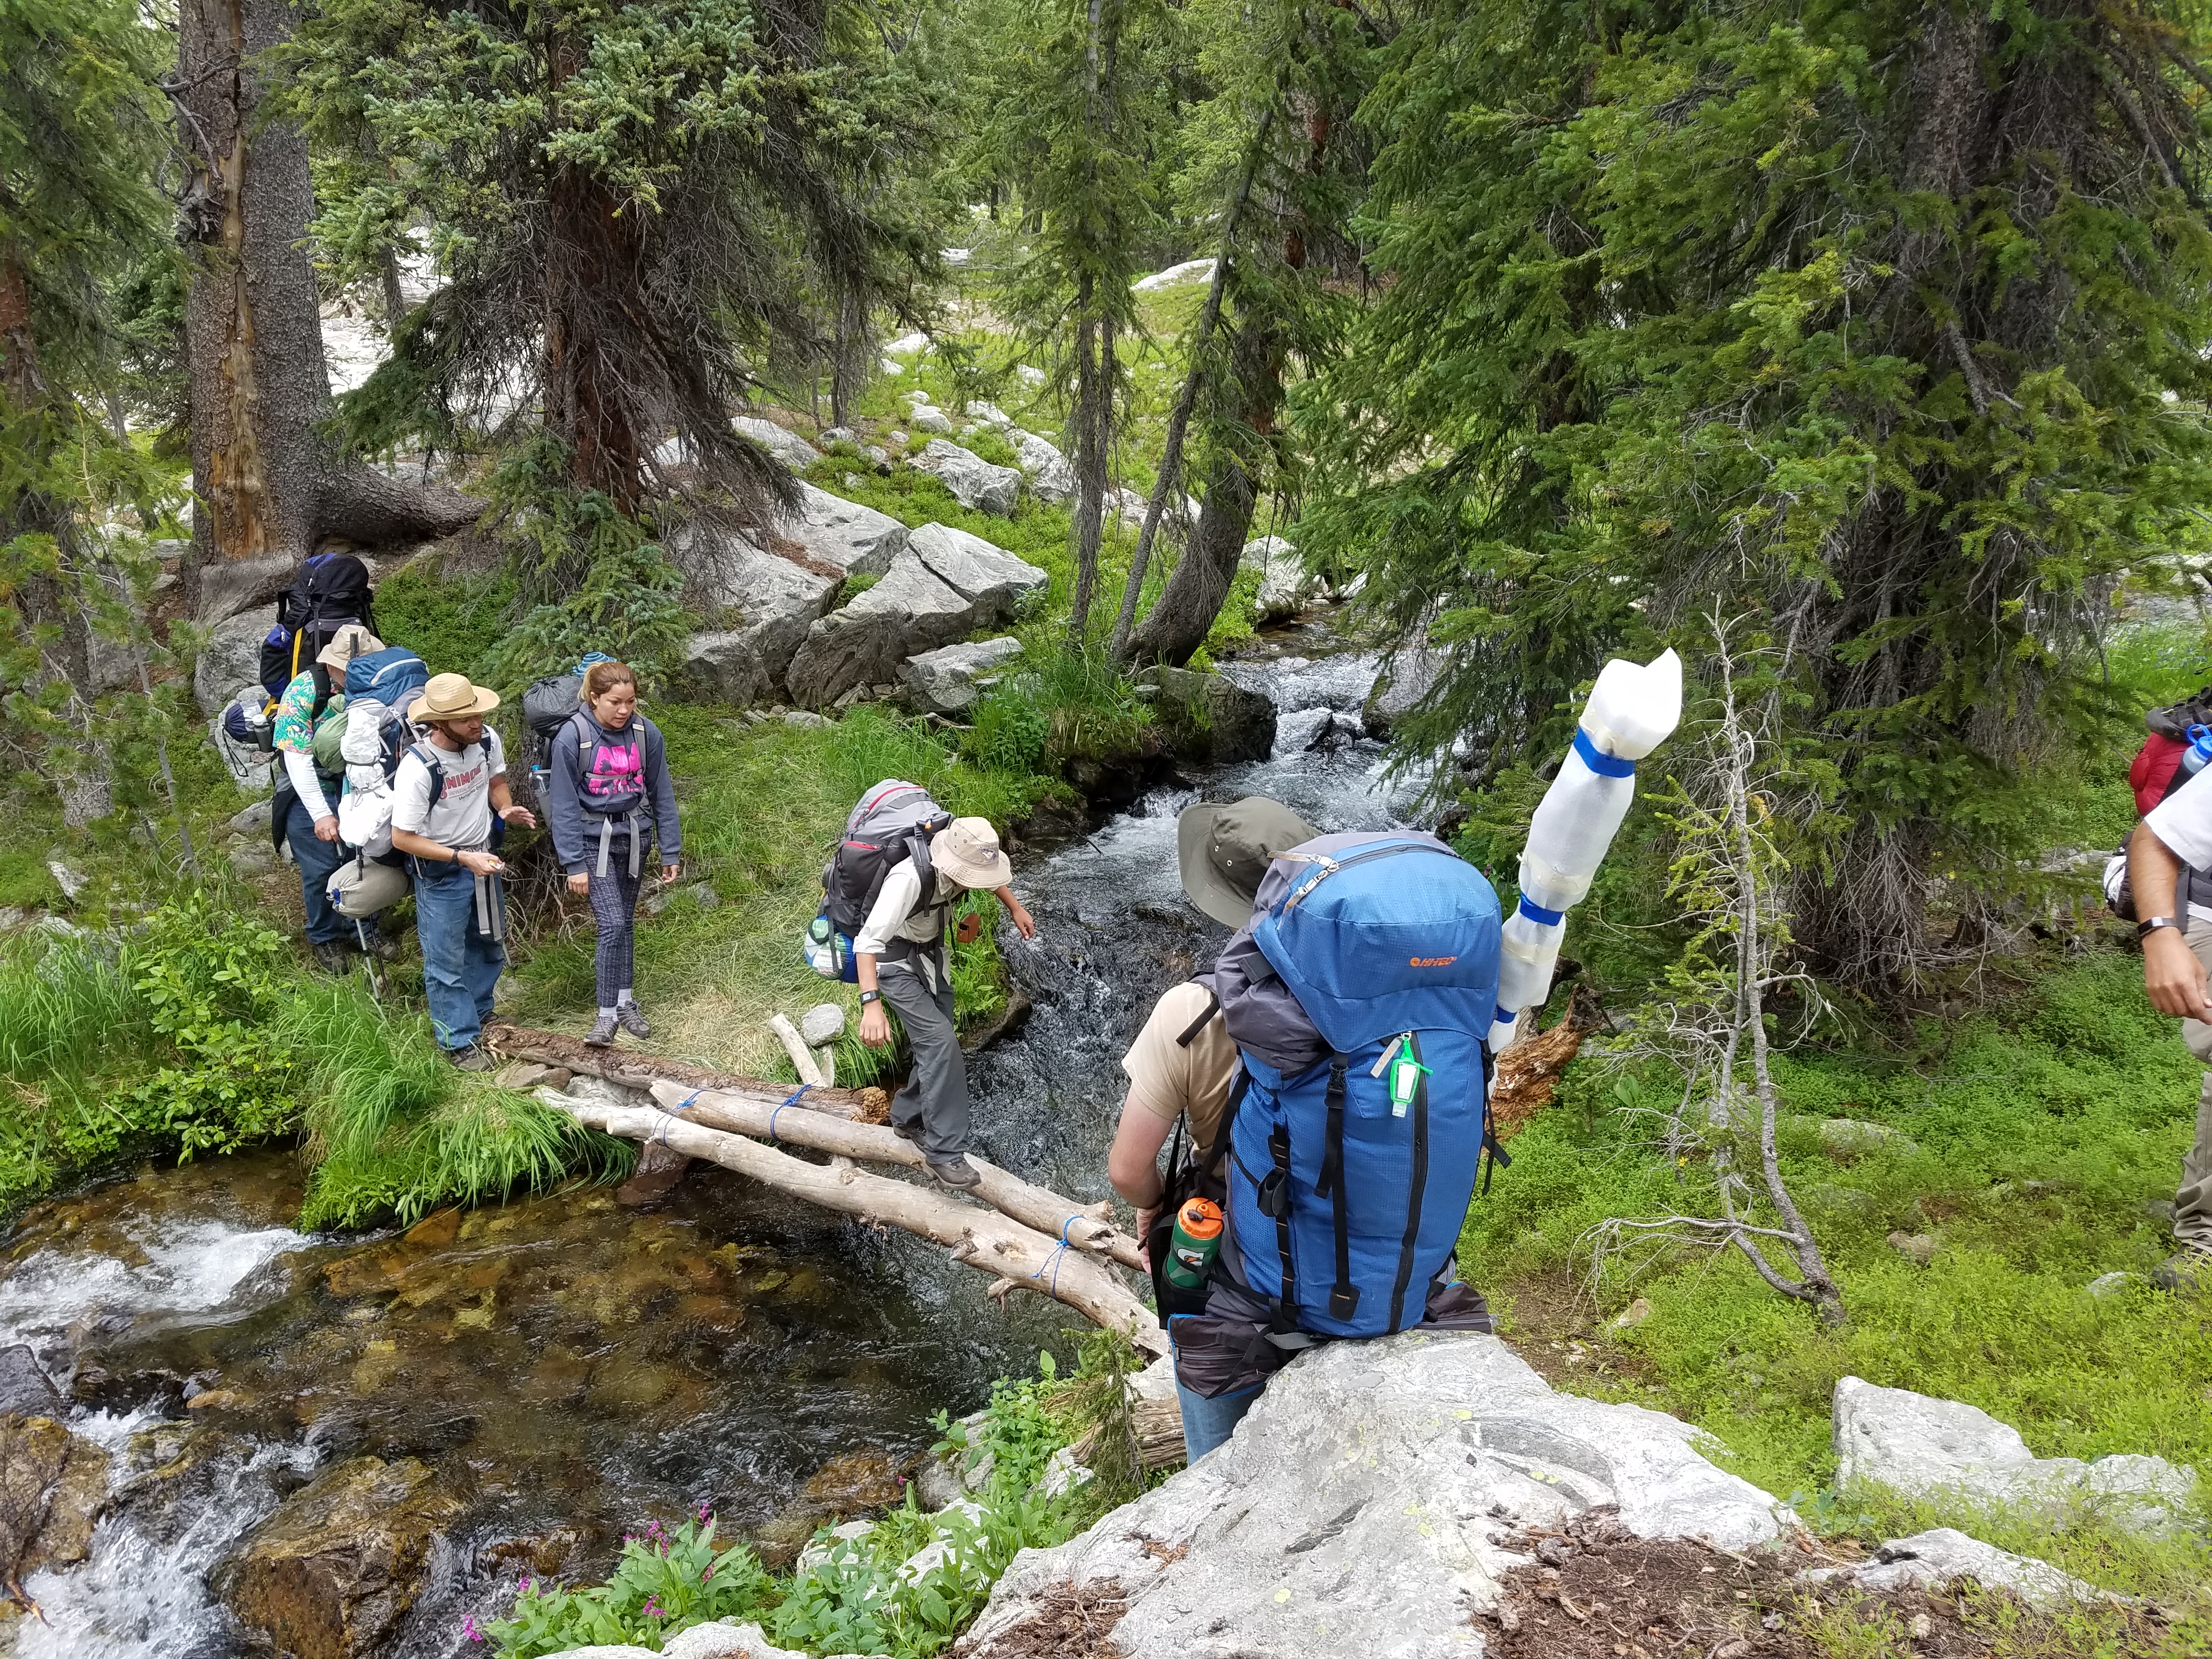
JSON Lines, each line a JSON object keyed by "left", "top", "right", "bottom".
{"left": 1389, "top": 1048, "right": 1430, "bottom": 1118}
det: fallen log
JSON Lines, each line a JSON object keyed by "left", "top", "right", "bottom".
{"left": 484, "top": 1022, "right": 868, "bottom": 1120}
{"left": 1489, "top": 986, "right": 1602, "bottom": 1142}
{"left": 543, "top": 1091, "right": 1165, "bottom": 1355}
{"left": 644, "top": 1079, "right": 1142, "bottom": 1272}
{"left": 768, "top": 1014, "right": 829, "bottom": 1089}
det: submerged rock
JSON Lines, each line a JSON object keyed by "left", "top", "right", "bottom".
{"left": 0, "top": 1346, "right": 62, "bottom": 1418}
{"left": 215, "top": 1454, "right": 464, "bottom": 1659}
{"left": 1, "top": 1413, "right": 112, "bottom": 1579}
{"left": 802, "top": 1448, "right": 905, "bottom": 1515}
{"left": 1832, "top": 1376, "right": 2198, "bottom": 1536}
{"left": 964, "top": 1331, "right": 1788, "bottom": 1659}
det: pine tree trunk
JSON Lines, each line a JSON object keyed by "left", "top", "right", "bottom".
{"left": 1123, "top": 317, "right": 1280, "bottom": 667}
{"left": 542, "top": 161, "right": 646, "bottom": 509}
{"left": 830, "top": 281, "right": 867, "bottom": 430}
{"left": 1067, "top": 294, "right": 1108, "bottom": 647}
{"left": 176, "top": 0, "right": 479, "bottom": 621}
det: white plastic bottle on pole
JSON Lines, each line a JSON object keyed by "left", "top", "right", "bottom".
{"left": 1489, "top": 650, "right": 1683, "bottom": 1052}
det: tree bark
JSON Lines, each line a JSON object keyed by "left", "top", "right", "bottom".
{"left": 176, "top": 0, "right": 479, "bottom": 621}
{"left": 483, "top": 1022, "right": 868, "bottom": 1118}
{"left": 1068, "top": 296, "right": 1108, "bottom": 647}
{"left": 543, "top": 154, "right": 646, "bottom": 509}
{"left": 1122, "top": 314, "right": 1280, "bottom": 665}
{"left": 830, "top": 279, "right": 867, "bottom": 430}
{"left": 551, "top": 1090, "right": 1164, "bottom": 1352}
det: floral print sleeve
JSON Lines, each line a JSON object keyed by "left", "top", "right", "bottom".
{"left": 270, "top": 673, "right": 321, "bottom": 754}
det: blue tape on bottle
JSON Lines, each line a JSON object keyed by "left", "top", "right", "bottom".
{"left": 1516, "top": 894, "right": 1565, "bottom": 927}
{"left": 1572, "top": 728, "right": 1636, "bottom": 778}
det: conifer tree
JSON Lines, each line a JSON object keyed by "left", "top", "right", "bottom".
{"left": 1309, "top": 0, "right": 2212, "bottom": 989}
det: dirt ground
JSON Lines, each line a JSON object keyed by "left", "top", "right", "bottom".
{"left": 1479, "top": 1508, "right": 2170, "bottom": 1659}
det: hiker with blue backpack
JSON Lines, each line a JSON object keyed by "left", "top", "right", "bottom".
{"left": 388, "top": 673, "right": 537, "bottom": 1071}
{"left": 544, "top": 659, "right": 684, "bottom": 1048}
{"left": 1149, "top": 828, "right": 1506, "bottom": 1462}
{"left": 271, "top": 623, "right": 389, "bottom": 973}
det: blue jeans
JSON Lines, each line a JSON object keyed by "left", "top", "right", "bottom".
{"left": 284, "top": 794, "right": 353, "bottom": 945}
{"left": 1173, "top": 1342, "right": 1262, "bottom": 1463}
{"left": 412, "top": 859, "right": 505, "bottom": 1052}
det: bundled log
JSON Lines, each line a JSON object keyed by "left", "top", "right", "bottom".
{"left": 484, "top": 1023, "right": 867, "bottom": 1121}
{"left": 543, "top": 1090, "right": 1165, "bottom": 1354}
{"left": 640, "top": 1080, "right": 1142, "bottom": 1272}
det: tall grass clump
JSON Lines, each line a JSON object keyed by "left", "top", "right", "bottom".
{"left": 0, "top": 930, "right": 150, "bottom": 1082}
{"left": 284, "top": 978, "right": 631, "bottom": 1228}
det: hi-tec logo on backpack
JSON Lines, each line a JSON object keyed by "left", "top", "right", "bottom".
{"left": 1408, "top": 955, "right": 1459, "bottom": 968}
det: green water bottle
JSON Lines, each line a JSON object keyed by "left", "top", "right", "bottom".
{"left": 1165, "top": 1197, "right": 1223, "bottom": 1290}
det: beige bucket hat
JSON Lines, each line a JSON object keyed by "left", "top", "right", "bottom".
{"left": 314, "top": 624, "right": 384, "bottom": 673}
{"left": 408, "top": 671, "right": 502, "bottom": 723}
{"left": 1177, "top": 795, "right": 1320, "bottom": 927}
{"left": 932, "top": 817, "right": 1011, "bottom": 890}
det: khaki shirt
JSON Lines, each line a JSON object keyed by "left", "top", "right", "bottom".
{"left": 1121, "top": 981, "right": 1240, "bottom": 1152}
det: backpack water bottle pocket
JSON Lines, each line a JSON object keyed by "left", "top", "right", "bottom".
{"left": 803, "top": 904, "right": 859, "bottom": 982}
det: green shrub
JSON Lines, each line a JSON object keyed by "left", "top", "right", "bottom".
{"left": 372, "top": 558, "right": 518, "bottom": 685}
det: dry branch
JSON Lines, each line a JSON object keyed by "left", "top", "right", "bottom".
{"left": 543, "top": 1090, "right": 1164, "bottom": 1353}
{"left": 485, "top": 1022, "right": 867, "bottom": 1120}
{"left": 769, "top": 1013, "right": 828, "bottom": 1088}
{"left": 642, "top": 1079, "right": 1142, "bottom": 1272}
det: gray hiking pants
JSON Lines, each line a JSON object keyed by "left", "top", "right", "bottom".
{"left": 878, "top": 946, "right": 969, "bottom": 1161}
{"left": 2170, "top": 920, "right": 2212, "bottom": 1250}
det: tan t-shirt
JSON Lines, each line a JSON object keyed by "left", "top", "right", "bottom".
{"left": 1121, "top": 981, "right": 1240, "bottom": 1152}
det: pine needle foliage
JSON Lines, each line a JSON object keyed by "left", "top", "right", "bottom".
{"left": 1306, "top": 0, "right": 2212, "bottom": 992}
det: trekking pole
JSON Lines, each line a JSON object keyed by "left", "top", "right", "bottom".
{"left": 354, "top": 916, "right": 384, "bottom": 1002}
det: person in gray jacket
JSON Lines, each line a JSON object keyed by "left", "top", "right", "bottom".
{"left": 546, "top": 660, "right": 682, "bottom": 1046}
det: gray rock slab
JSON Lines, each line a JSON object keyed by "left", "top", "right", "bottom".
{"left": 784, "top": 482, "right": 908, "bottom": 577}
{"left": 799, "top": 1003, "right": 846, "bottom": 1047}
{"left": 911, "top": 407, "right": 953, "bottom": 435}
{"left": 195, "top": 604, "right": 279, "bottom": 718}
{"left": 785, "top": 548, "right": 977, "bottom": 708}
{"left": 964, "top": 400, "right": 1013, "bottom": 428}
{"left": 1802, "top": 1528, "right": 2108, "bottom": 1610}
{"left": 901, "top": 636, "right": 1024, "bottom": 715}
{"left": 1833, "top": 1376, "right": 2198, "bottom": 1534}
{"left": 912, "top": 440, "right": 1020, "bottom": 516}
{"left": 965, "top": 1331, "right": 1788, "bottom": 1659}
{"left": 1252, "top": 537, "right": 1320, "bottom": 620}
{"left": 731, "top": 415, "right": 822, "bottom": 474}
{"left": 907, "top": 523, "right": 1048, "bottom": 621}
{"left": 226, "top": 798, "right": 274, "bottom": 838}
{"left": 674, "top": 525, "right": 843, "bottom": 703}
{"left": 1007, "top": 430, "right": 1075, "bottom": 504}
{"left": 1142, "top": 664, "right": 1276, "bottom": 764}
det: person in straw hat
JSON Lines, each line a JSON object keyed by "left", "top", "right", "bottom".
{"left": 388, "top": 673, "right": 537, "bottom": 1070}
{"left": 854, "top": 816, "right": 1035, "bottom": 1188}
{"left": 273, "top": 622, "right": 387, "bottom": 974}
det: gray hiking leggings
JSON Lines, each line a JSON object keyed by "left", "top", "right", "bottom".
{"left": 878, "top": 946, "right": 969, "bottom": 1160}
{"left": 585, "top": 847, "right": 644, "bottom": 1007}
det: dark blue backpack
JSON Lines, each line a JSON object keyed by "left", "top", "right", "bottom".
{"left": 1218, "top": 832, "right": 1502, "bottom": 1340}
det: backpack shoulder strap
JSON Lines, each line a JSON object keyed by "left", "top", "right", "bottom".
{"left": 309, "top": 663, "right": 334, "bottom": 723}
{"left": 408, "top": 741, "right": 448, "bottom": 809}
{"left": 1174, "top": 987, "right": 1222, "bottom": 1048}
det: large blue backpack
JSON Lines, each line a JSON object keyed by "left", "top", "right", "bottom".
{"left": 1218, "top": 831, "right": 1502, "bottom": 1340}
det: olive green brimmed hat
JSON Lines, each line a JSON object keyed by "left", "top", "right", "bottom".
{"left": 1176, "top": 795, "right": 1319, "bottom": 928}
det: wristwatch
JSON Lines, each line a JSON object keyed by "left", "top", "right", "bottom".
{"left": 2138, "top": 915, "right": 2183, "bottom": 940}
{"left": 859, "top": 990, "right": 882, "bottom": 1006}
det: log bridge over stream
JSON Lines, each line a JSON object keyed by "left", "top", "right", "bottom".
{"left": 486, "top": 1023, "right": 1167, "bottom": 1355}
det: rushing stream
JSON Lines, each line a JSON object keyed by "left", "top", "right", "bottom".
{"left": 0, "top": 627, "right": 1430, "bottom": 1658}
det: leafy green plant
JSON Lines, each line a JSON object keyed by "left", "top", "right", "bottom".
{"left": 489, "top": 1512, "right": 775, "bottom": 1657}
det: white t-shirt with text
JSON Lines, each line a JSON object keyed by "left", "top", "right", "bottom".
{"left": 392, "top": 729, "right": 505, "bottom": 853}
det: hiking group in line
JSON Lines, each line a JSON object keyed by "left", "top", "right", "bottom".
{"left": 239, "top": 552, "right": 680, "bottom": 1073}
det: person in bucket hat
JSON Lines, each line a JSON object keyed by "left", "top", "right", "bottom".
{"left": 1110, "top": 794, "right": 1318, "bottom": 1462}
{"left": 854, "top": 814, "right": 1034, "bottom": 1189}
{"left": 389, "top": 673, "right": 537, "bottom": 1070}
{"left": 273, "top": 623, "right": 387, "bottom": 974}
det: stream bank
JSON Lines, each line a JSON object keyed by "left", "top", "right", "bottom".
{"left": 0, "top": 627, "right": 1426, "bottom": 1658}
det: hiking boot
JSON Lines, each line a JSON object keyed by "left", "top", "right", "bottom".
{"left": 313, "top": 940, "right": 350, "bottom": 975}
{"left": 584, "top": 1012, "right": 620, "bottom": 1048}
{"left": 926, "top": 1154, "right": 981, "bottom": 1191}
{"left": 2152, "top": 1247, "right": 2212, "bottom": 1291}
{"left": 616, "top": 1002, "right": 652, "bottom": 1039}
{"left": 447, "top": 1043, "right": 491, "bottom": 1072}
{"left": 353, "top": 931, "right": 401, "bottom": 963}
{"left": 890, "top": 1120, "right": 924, "bottom": 1148}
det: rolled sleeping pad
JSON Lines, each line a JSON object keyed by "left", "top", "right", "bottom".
{"left": 1489, "top": 650, "right": 1683, "bottom": 1052}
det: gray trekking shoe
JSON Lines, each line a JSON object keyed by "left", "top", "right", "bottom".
{"left": 447, "top": 1044, "right": 491, "bottom": 1072}
{"left": 584, "top": 1012, "right": 620, "bottom": 1048}
{"left": 890, "top": 1120, "right": 924, "bottom": 1147}
{"left": 313, "top": 940, "right": 350, "bottom": 975}
{"left": 2152, "top": 1247, "right": 2212, "bottom": 1291}
{"left": 616, "top": 1002, "right": 652, "bottom": 1039}
{"left": 926, "top": 1154, "right": 981, "bottom": 1190}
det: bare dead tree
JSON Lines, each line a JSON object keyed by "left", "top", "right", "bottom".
{"left": 1583, "top": 614, "right": 1844, "bottom": 1326}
